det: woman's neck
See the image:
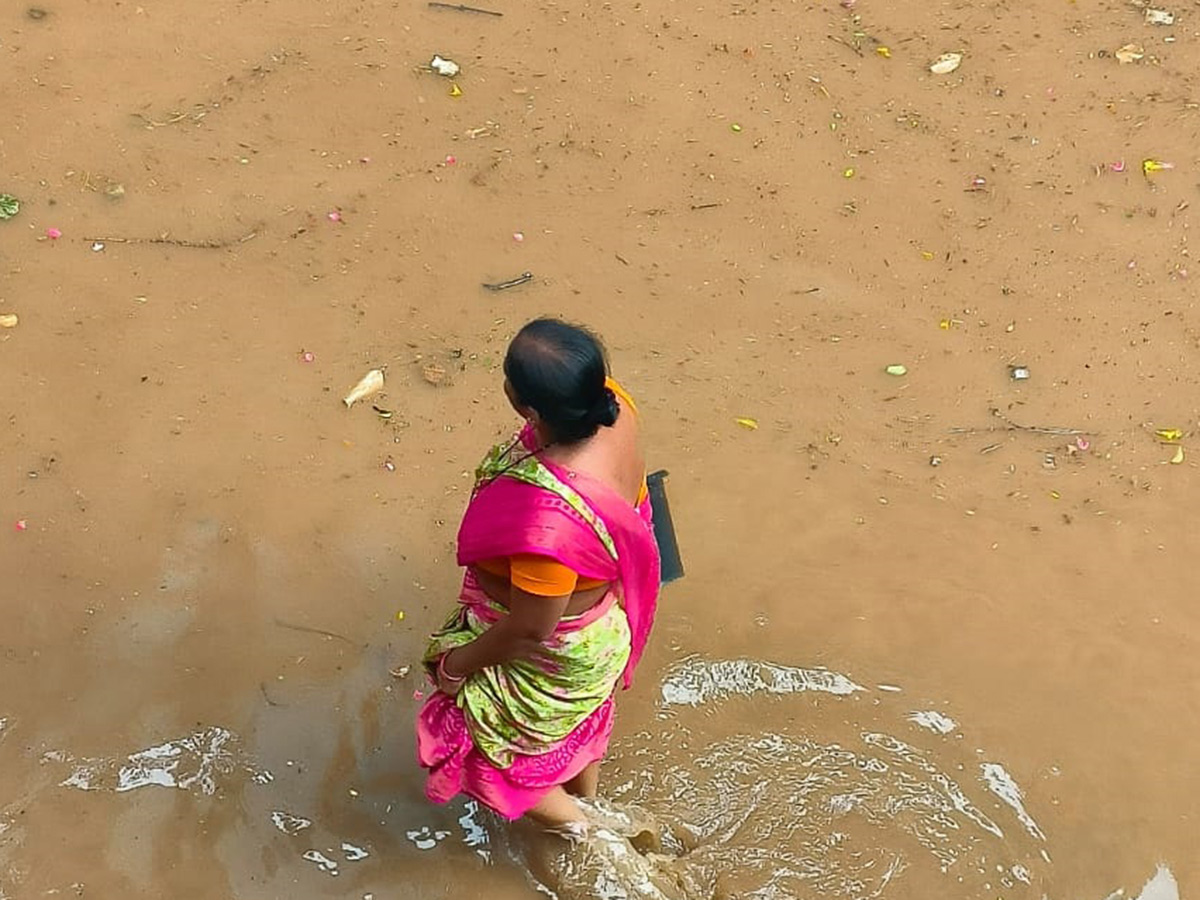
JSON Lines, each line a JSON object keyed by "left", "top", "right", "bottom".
{"left": 530, "top": 421, "right": 555, "bottom": 449}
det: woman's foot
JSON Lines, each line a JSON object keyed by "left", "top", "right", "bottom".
{"left": 577, "top": 796, "right": 665, "bottom": 855}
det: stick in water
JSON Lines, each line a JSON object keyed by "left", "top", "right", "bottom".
{"left": 428, "top": 2, "right": 503, "bottom": 15}
{"left": 482, "top": 271, "right": 534, "bottom": 291}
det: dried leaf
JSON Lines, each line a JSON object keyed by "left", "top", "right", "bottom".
{"left": 0, "top": 314, "right": 18, "bottom": 328}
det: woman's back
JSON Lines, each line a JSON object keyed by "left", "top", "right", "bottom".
{"left": 543, "top": 378, "right": 645, "bottom": 507}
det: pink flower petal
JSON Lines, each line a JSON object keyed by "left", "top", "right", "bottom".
{"left": 15, "top": 519, "right": 27, "bottom": 531}
{"left": 327, "top": 211, "right": 342, "bottom": 223}
{"left": 45, "top": 228, "right": 62, "bottom": 239}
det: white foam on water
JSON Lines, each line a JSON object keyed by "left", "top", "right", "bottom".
{"left": 908, "top": 710, "right": 957, "bottom": 735}
{"left": 980, "top": 763, "right": 1045, "bottom": 842}
{"left": 116, "top": 728, "right": 235, "bottom": 794}
{"left": 659, "top": 658, "right": 863, "bottom": 708}
{"left": 59, "top": 767, "right": 103, "bottom": 792}
{"left": 341, "top": 841, "right": 369, "bottom": 861}
{"left": 863, "top": 732, "right": 1004, "bottom": 841}
{"left": 270, "top": 811, "right": 312, "bottom": 835}
{"left": 405, "top": 826, "right": 450, "bottom": 851}
{"left": 1135, "top": 865, "right": 1179, "bottom": 900}
{"left": 56, "top": 726, "right": 240, "bottom": 796}
{"left": 459, "top": 800, "right": 492, "bottom": 861}
{"left": 302, "top": 849, "right": 339, "bottom": 876}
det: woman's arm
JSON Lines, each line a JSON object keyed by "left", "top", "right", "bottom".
{"left": 437, "top": 587, "right": 570, "bottom": 694}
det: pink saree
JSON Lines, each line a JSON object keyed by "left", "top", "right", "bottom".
{"left": 415, "top": 427, "right": 661, "bottom": 819}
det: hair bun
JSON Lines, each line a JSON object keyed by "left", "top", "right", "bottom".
{"left": 591, "top": 387, "right": 619, "bottom": 428}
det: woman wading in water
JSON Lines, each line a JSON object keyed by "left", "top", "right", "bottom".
{"left": 416, "top": 318, "right": 662, "bottom": 841}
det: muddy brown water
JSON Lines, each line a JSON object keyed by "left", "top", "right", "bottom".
{"left": 2, "top": 0, "right": 1199, "bottom": 897}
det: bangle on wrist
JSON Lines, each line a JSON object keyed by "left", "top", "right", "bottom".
{"left": 439, "top": 652, "right": 467, "bottom": 683}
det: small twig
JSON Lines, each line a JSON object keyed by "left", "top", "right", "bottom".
{"left": 690, "top": 202, "right": 722, "bottom": 211}
{"left": 614, "top": 253, "right": 630, "bottom": 266}
{"left": 949, "top": 407, "right": 1086, "bottom": 437}
{"left": 260, "top": 682, "right": 283, "bottom": 707}
{"left": 482, "top": 271, "right": 534, "bottom": 291}
{"left": 826, "top": 34, "right": 864, "bottom": 57}
{"left": 428, "top": 1, "right": 503, "bottom": 15}
{"left": 81, "top": 228, "right": 259, "bottom": 249}
{"left": 273, "top": 617, "right": 355, "bottom": 644}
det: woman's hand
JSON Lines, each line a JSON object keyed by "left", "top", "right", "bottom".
{"left": 433, "top": 588, "right": 572, "bottom": 694}
{"left": 436, "top": 650, "right": 468, "bottom": 697}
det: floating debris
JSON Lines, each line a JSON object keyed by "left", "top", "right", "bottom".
{"left": 343, "top": 369, "right": 385, "bottom": 407}
{"left": 0, "top": 194, "right": 19, "bottom": 220}
{"left": 430, "top": 55, "right": 461, "bottom": 77}
{"left": 1115, "top": 43, "right": 1145, "bottom": 64}
{"left": 930, "top": 52, "right": 963, "bottom": 75}
{"left": 1144, "top": 8, "right": 1175, "bottom": 25}
{"left": 1010, "top": 366, "right": 1031, "bottom": 381}
{"left": 421, "top": 362, "right": 448, "bottom": 386}
{"left": 885, "top": 364, "right": 908, "bottom": 376}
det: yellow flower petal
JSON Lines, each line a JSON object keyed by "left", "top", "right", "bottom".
{"left": 1171, "top": 446, "right": 1185, "bottom": 465}
{"left": 735, "top": 417, "right": 759, "bottom": 430}
{"left": 1156, "top": 428, "right": 1184, "bottom": 442}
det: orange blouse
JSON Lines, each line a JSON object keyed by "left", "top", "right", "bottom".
{"left": 475, "top": 378, "right": 645, "bottom": 597}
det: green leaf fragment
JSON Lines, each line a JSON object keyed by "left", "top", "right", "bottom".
{"left": 0, "top": 194, "right": 20, "bottom": 221}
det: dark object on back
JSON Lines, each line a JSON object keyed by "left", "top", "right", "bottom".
{"left": 647, "top": 470, "right": 683, "bottom": 584}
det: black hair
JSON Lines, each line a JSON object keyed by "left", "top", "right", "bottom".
{"left": 504, "top": 318, "right": 620, "bottom": 444}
